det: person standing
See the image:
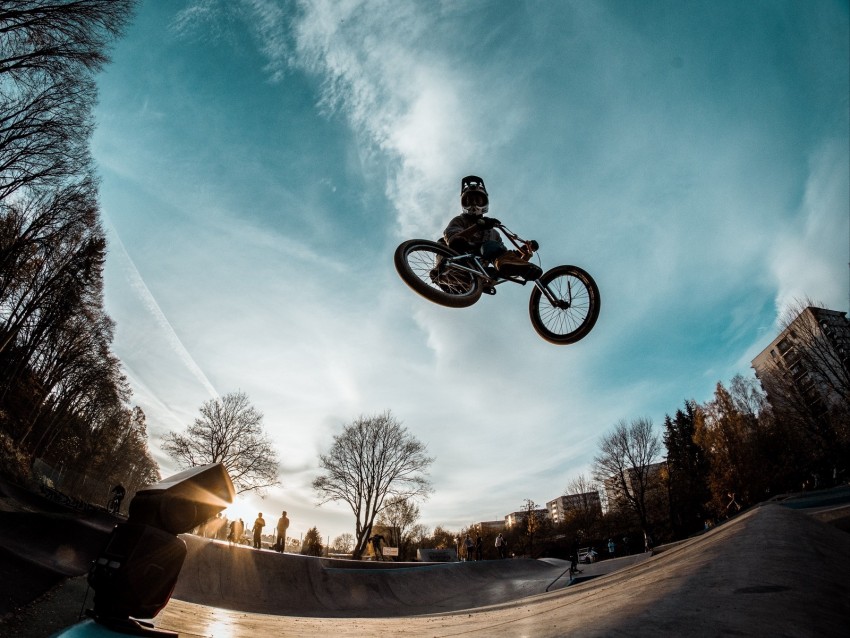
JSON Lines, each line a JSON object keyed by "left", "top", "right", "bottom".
{"left": 276, "top": 511, "right": 290, "bottom": 552}
{"left": 608, "top": 538, "right": 616, "bottom": 559}
{"left": 475, "top": 534, "right": 483, "bottom": 561}
{"left": 569, "top": 542, "right": 581, "bottom": 575}
{"left": 464, "top": 534, "right": 475, "bottom": 562}
{"left": 252, "top": 512, "right": 266, "bottom": 549}
{"left": 495, "top": 533, "right": 506, "bottom": 559}
{"left": 370, "top": 533, "right": 385, "bottom": 561}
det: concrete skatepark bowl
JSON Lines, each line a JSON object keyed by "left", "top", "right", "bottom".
{"left": 145, "top": 499, "right": 850, "bottom": 637}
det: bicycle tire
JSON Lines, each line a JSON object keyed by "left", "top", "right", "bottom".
{"left": 394, "top": 239, "right": 483, "bottom": 308}
{"left": 529, "top": 265, "right": 600, "bottom": 345}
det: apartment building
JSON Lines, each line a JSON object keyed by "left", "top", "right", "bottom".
{"left": 505, "top": 508, "right": 549, "bottom": 529}
{"left": 603, "top": 461, "right": 667, "bottom": 512}
{"left": 751, "top": 306, "right": 850, "bottom": 413}
{"left": 546, "top": 491, "right": 602, "bottom": 524}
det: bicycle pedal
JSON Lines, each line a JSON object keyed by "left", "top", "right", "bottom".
{"left": 483, "top": 287, "right": 497, "bottom": 295}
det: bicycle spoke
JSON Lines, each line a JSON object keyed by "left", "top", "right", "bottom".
{"left": 538, "top": 274, "right": 591, "bottom": 336}
{"left": 406, "top": 247, "right": 475, "bottom": 294}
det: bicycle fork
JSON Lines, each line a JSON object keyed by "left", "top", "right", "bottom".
{"left": 534, "top": 279, "right": 572, "bottom": 309}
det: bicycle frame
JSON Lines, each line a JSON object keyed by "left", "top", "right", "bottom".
{"left": 439, "top": 226, "right": 572, "bottom": 309}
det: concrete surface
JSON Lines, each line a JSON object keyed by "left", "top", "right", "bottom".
{"left": 148, "top": 503, "right": 850, "bottom": 637}
{"left": 171, "top": 538, "right": 649, "bottom": 617}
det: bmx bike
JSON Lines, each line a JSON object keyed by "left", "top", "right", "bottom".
{"left": 394, "top": 223, "right": 600, "bottom": 345}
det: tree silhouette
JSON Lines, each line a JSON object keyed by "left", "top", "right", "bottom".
{"left": 312, "top": 411, "right": 433, "bottom": 559}
{"left": 301, "top": 526, "right": 324, "bottom": 557}
{"left": 593, "top": 417, "right": 663, "bottom": 540}
{"left": 161, "top": 391, "right": 280, "bottom": 495}
{"left": 663, "top": 401, "right": 711, "bottom": 537}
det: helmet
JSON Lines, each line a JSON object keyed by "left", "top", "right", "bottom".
{"left": 460, "top": 175, "right": 489, "bottom": 216}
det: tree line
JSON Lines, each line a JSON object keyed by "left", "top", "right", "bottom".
{"left": 0, "top": 1, "right": 158, "bottom": 496}
{"left": 492, "top": 301, "right": 849, "bottom": 557}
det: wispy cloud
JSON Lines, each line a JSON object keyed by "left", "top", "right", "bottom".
{"left": 770, "top": 139, "right": 850, "bottom": 315}
{"left": 104, "top": 214, "right": 220, "bottom": 400}
{"left": 233, "top": 0, "right": 519, "bottom": 237}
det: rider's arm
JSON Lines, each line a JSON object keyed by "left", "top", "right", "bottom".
{"left": 443, "top": 215, "right": 471, "bottom": 244}
{"left": 444, "top": 215, "right": 501, "bottom": 248}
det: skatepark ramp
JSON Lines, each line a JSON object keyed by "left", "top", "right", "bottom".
{"left": 171, "top": 538, "right": 636, "bottom": 617}
{"left": 163, "top": 502, "right": 850, "bottom": 636}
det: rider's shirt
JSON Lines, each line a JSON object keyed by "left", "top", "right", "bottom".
{"left": 443, "top": 213, "right": 505, "bottom": 249}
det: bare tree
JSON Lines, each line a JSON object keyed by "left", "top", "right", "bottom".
{"left": 593, "top": 418, "right": 662, "bottom": 538}
{"left": 376, "top": 495, "right": 421, "bottom": 560}
{"left": 0, "top": 0, "right": 138, "bottom": 199}
{"left": 519, "top": 498, "right": 547, "bottom": 557}
{"left": 331, "top": 532, "right": 354, "bottom": 554}
{"left": 312, "top": 411, "right": 434, "bottom": 559}
{"left": 563, "top": 473, "right": 602, "bottom": 509}
{"left": 560, "top": 473, "right": 604, "bottom": 539}
{"left": 161, "top": 391, "right": 280, "bottom": 495}
{"left": 0, "top": 1, "right": 137, "bottom": 77}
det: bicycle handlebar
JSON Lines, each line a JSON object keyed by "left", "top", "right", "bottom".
{"left": 496, "top": 223, "right": 538, "bottom": 256}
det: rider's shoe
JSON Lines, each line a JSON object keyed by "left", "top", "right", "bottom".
{"left": 495, "top": 252, "right": 542, "bottom": 281}
{"left": 524, "top": 263, "right": 543, "bottom": 281}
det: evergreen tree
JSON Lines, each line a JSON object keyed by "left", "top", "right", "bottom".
{"left": 301, "top": 526, "right": 324, "bottom": 557}
{"left": 663, "top": 401, "right": 710, "bottom": 538}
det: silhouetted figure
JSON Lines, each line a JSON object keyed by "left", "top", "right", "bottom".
{"left": 276, "top": 511, "right": 290, "bottom": 552}
{"left": 107, "top": 484, "right": 125, "bottom": 515}
{"left": 475, "top": 534, "right": 483, "bottom": 561}
{"left": 252, "top": 513, "right": 265, "bottom": 549}
{"left": 464, "top": 534, "right": 474, "bottom": 562}
{"left": 370, "top": 534, "right": 385, "bottom": 560}
{"left": 495, "top": 533, "right": 506, "bottom": 559}
{"left": 569, "top": 543, "right": 581, "bottom": 575}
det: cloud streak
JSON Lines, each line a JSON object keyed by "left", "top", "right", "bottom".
{"left": 104, "top": 214, "right": 220, "bottom": 400}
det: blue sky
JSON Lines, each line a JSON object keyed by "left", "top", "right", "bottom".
{"left": 92, "top": 0, "right": 849, "bottom": 541}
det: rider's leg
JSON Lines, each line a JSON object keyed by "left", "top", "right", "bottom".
{"left": 480, "top": 240, "right": 504, "bottom": 261}
{"left": 494, "top": 250, "right": 543, "bottom": 280}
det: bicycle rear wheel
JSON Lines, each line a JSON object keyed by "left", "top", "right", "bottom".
{"left": 394, "top": 239, "right": 483, "bottom": 308}
{"left": 529, "top": 265, "right": 600, "bottom": 345}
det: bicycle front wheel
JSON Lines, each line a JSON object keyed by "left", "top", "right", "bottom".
{"left": 529, "top": 265, "right": 600, "bottom": 345}
{"left": 394, "top": 239, "right": 483, "bottom": 308}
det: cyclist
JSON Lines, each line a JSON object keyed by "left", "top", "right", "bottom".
{"left": 108, "top": 483, "right": 125, "bottom": 515}
{"left": 443, "top": 175, "right": 542, "bottom": 281}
